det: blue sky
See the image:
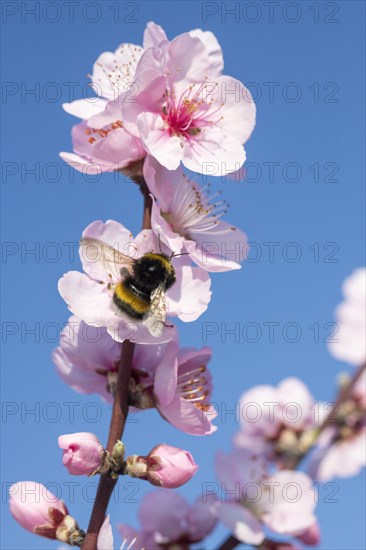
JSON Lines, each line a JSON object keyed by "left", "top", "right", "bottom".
{"left": 1, "top": 1, "right": 365, "bottom": 549}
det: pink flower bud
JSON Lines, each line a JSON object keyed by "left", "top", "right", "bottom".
{"left": 126, "top": 444, "right": 198, "bottom": 488}
{"left": 9, "top": 482, "right": 68, "bottom": 539}
{"left": 58, "top": 432, "right": 104, "bottom": 476}
{"left": 297, "top": 522, "right": 321, "bottom": 546}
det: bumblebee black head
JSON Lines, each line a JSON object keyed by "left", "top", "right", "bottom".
{"left": 133, "top": 253, "right": 176, "bottom": 293}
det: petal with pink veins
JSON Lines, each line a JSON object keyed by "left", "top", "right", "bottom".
{"left": 150, "top": 199, "right": 185, "bottom": 254}
{"left": 215, "top": 75, "right": 256, "bottom": 143}
{"left": 177, "top": 346, "right": 212, "bottom": 371}
{"left": 188, "top": 29, "right": 224, "bottom": 77}
{"left": 137, "top": 112, "right": 183, "bottom": 170}
{"left": 188, "top": 220, "right": 248, "bottom": 272}
{"left": 158, "top": 394, "right": 216, "bottom": 435}
{"left": 58, "top": 271, "right": 117, "bottom": 328}
{"left": 68, "top": 121, "right": 145, "bottom": 173}
{"left": 153, "top": 341, "right": 179, "bottom": 406}
{"left": 143, "top": 21, "right": 168, "bottom": 49}
{"left": 60, "top": 151, "right": 106, "bottom": 175}
{"left": 87, "top": 98, "right": 123, "bottom": 130}
{"left": 166, "top": 263, "right": 211, "bottom": 322}
{"left": 166, "top": 33, "right": 222, "bottom": 97}
{"left": 97, "top": 515, "right": 114, "bottom": 550}
{"left": 143, "top": 155, "right": 181, "bottom": 210}
{"left": 122, "top": 70, "right": 166, "bottom": 136}
{"left": 182, "top": 127, "right": 246, "bottom": 176}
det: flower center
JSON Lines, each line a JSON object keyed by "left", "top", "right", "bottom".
{"left": 161, "top": 176, "right": 228, "bottom": 239}
{"left": 161, "top": 82, "right": 223, "bottom": 139}
{"left": 127, "top": 368, "right": 155, "bottom": 409}
{"left": 176, "top": 364, "right": 212, "bottom": 411}
{"left": 162, "top": 99, "right": 200, "bottom": 137}
{"left": 95, "top": 360, "right": 120, "bottom": 397}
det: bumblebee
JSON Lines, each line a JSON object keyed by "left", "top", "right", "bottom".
{"left": 80, "top": 238, "right": 176, "bottom": 337}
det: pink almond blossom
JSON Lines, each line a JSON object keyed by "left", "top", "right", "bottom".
{"left": 215, "top": 448, "right": 318, "bottom": 546}
{"left": 328, "top": 268, "right": 366, "bottom": 366}
{"left": 58, "top": 432, "right": 104, "bottom": 476}
{"left": 60, "top": 22, "right": 232, "bottom": 176}
{"left": 60, "top": 120, "right": 146, "bottom": 176}
{"left": 58, "top": 220, "right": 211, "bottom": 344}
{"left": 145, "top": 156, "right": 248, "bottom": 271}
{"left": 118, "top": 490, "right": 217, "bottom": 549}
{"left": 234, "top": 378, "right": 323, "bottom": 467}
{"left": 125, "top": 444, "right": 198, "bottom": 488}
{"left": 60, "top": 80, "right": 146, "bottom": 176}
{"left": 60, "top": 31, "right": 147, "bottom": 174}
{"left": 53, "top": 318, "right": 216, "bottom": 435}
{"left": 122, "top": 26, "right": 255, "bottom": 175}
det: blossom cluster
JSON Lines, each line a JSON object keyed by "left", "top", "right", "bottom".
{"left": 10, "top": 21, "right": 255, "bottom": 549}
{"left": 8, "top": 18, "right": 366, "bottom": 550}
{"left": 61, "top": 22, "right": 255, "bottom": 176}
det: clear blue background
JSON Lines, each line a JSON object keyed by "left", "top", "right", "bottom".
{"left": 1, "top": 1, "right": 365, "bottom": 549}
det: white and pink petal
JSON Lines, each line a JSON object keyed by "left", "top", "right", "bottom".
{"left": 217, "top": 502, "right": 265, "bottom": 546}
{"left": 166, "top": 263, "right": 211, "bottom": 322}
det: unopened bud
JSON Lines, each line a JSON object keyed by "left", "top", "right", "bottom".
{"left": 58, "top": 432, "right": 104, "bottom": 476}
{"left": 125, "top": 444, "right": 198, "bottom": 488}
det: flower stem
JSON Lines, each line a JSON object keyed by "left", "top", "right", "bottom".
{"left": 82, "top": 177, "right": 152, "bottom": 550}
{"left": 216, "top": 362, "right": 366, "bottom": 550}
{"left": 82, "top": 340, "right": 134, "bottom": 550}
{"left": 217, "top": 535, "right": 241, "bottom": 550}
{"left": 317, "top": 362, "right": 365, "bottom": 436}
{"left": 140, "top": 181, "right": 152, "bottom": 230}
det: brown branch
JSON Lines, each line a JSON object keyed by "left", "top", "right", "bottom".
{"left": 82, "top": 176, "right": 152, "bottom": 550}
{"left": 141, "top": 189, "right": 152, "bottom": 230}
{"left": 82, "top": 340, "right": 134, "bottom": 550}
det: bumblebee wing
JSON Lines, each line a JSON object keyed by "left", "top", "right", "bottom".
{"left": 80, "top": 238, "right": 135, "bottom": 280}
{"left": 144, "top": 283, "right": 167, "bottom": 337}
